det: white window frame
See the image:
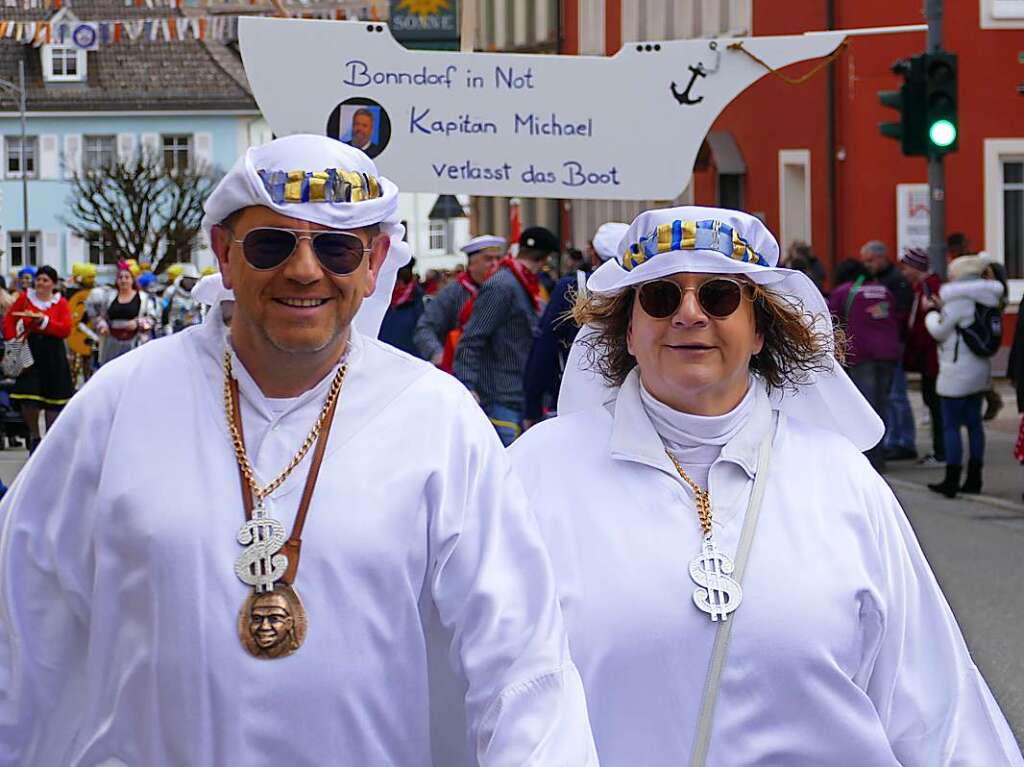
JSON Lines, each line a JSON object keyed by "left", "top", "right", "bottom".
{"left": 428, "top": 220, "right": 447, "bottom": 253}
{"left": 778, "top": 149, "right": 812, "bottom": 253}
{"left": 83, "top": 135, "right": 116, "bottom": 171}
{"left": 984, "top": 138, "right": 1024, "bottom": 304}
{"left": 981, "top": 0, "right": 1024, "bottom": 27}
{"left": 999, "top": 157, "right": 1024, "bottom": 280}
{"left": 161, "top": 133, "right": 193, "bottom": 173}
{"left": 41, "top": 44, "right": 86, "bottom": 83}
{"left": 8, "top": 231, "right": 40, "bottom": 268}
{"left": 87, "top": 232, "right": 119, "bottom": 266}
{"left": 5, "top": 135, "right": 38, "bottom": 179}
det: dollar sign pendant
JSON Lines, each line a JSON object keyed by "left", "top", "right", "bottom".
{"left": 234, "top": 501, "right": 289, "bottom": 593}
{"left": 234, "top": 502, "right": 308, "bottom": 658}
{"left": 688, "top": 533, "right": 743, "bottom": 621}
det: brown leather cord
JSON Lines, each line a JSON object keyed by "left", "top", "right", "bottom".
{"left": 231, "top": 379, "right": 256, "bottom": 518}
{"left": 726, "top": 39, "right": 848, "bottom": 86}
{"left": 229, "top": 376, "right": 340, "bottom": 585}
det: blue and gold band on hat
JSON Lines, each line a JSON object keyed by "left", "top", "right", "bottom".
{"left": 257, "top": 168, "right": 384, "bottom": 205}
{"left": 622, "top": 219, "right": 769, "bottom": 271}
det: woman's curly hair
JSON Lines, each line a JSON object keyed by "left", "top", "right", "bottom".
{"left": 570, "top": 280, "right": 845, "bottom": 393}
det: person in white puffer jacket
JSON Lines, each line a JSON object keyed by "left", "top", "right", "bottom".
{"left": 925, "top": 254, "right": 1004, "bottom": 497}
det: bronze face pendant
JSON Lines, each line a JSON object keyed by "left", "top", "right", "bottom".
{"left": 237, "top": 583, "right": 308, "bottom": 660}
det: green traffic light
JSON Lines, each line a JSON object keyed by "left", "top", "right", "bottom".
{"left": 929, "top": 119, "right": 957, "bottom": 147}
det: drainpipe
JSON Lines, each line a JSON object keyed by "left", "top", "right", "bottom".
{"left": 826, "top": 0, "right": 838, "bottom": 282}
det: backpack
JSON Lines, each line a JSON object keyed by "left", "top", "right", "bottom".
{"left": 957, "top": 304, "right": 1003, "bottom": 358}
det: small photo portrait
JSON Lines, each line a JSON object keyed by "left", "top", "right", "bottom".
{"left": 326, "top": 97, "right": 392, "bottom": 159}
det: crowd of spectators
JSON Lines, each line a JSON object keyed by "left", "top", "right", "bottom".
{"left": 786, "top": 233, "right": 1009, "bottom": 495}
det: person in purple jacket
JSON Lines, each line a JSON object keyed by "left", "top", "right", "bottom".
{"left": 828, "top": 259, "right": 902, "bottom": 471}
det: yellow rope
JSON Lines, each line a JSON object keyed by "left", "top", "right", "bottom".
{"left": 726, "top": 39, "right": 848, "bottom": 85}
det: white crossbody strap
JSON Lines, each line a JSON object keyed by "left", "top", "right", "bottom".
{"left": 689, "top": 413, "right": 776, "bottom": 767}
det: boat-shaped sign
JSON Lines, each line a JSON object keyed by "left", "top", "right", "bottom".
{"left": 239, "top": 18, "right": 844, "bottom": 200}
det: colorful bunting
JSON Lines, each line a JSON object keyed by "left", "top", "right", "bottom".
{"left": 122, "top": 0, "right": 380, "bottom": 9}
{"left": 0, "top": 0, "right": 380, "bottom": 8}
{"left": 3, "top": 0, "right": 64, "bottom": 8}
{"left": 2, "top": 7, "right": 370, "bottom": 48}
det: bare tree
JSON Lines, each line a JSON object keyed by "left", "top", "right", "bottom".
{"left": 63, "top": 152, "right": 220, "bottom": 274}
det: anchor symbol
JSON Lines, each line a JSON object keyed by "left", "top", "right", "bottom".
{"left": 671, "top": 64, "right": 706, "bottom": 105}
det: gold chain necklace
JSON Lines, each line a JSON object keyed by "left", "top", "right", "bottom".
{"left": 222, "top": 348, "right": 348, "bottom": 659}
{"left": 222, "top": 350, "right": 347, "bottom": 502}
{"left": 666, "top": 450, "right": 713, "bottom": 535}
{"left": 666, "top": 449, "right": 743, "bottom": 622}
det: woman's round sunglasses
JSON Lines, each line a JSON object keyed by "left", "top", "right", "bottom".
{"left": 231, "top": 226, "right": 372, "bottom": 276}
{"left": 635, "top": 277, "right": 752, "bottom": 319}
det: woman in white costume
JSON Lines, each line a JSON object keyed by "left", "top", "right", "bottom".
{"left": 509, "top": 205, "right": 1022, "bottom": 766}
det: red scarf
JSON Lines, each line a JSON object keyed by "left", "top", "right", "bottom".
{"left": 456, "top": 270, "right": 479, "bottom": 298}
{"left": 500, "top": 256, "right": 540, "bottom": 311}
{"left": 438, "top": 272, "right": 484, "bottom": 374}
{"left": 390, "top": 278, "right": 417, "bottom": 309}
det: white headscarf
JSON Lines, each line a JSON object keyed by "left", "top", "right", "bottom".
{"left": 591, "top": 222, "right": 629, "bottom": 262}
{"left": 559, "top": 205, "right": 884, "bottom": 451}
{"left": 191, "top": 272, "right": 233, "bottom": 306}
{"left": 202, "top": 134, "right": 411, "bottom": 338}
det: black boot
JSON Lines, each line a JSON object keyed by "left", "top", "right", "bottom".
{"left": 983, "top": 390, "right": 1003, "bottom": 421}
{"left": 27, "top": 436, "right": 42, "bottom": 455}
{"left": 928, "top": 464, "right": 961, "bottom": 498}
{"left": 960, "top": 459, "right": 983, "bottom": 494}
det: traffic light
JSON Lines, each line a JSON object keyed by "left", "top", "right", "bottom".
{"left": 878, "top": 52, "right": 959, "bottom": 157}
{"left": 878, "top": 55, "right": 927, "bottom": 156}
{"left": 924, "top": 52, "right": 958, "bottom": 154}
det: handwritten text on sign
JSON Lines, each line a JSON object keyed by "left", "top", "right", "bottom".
{"left": 239, "top": 19, "right": 844, "bottom": 200}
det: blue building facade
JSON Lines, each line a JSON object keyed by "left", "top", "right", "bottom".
{"left": 0, "top": 0, "right": 264, "bottom": 280}
{"left": 0, "top": 112, "right": 264, "bottom": 276}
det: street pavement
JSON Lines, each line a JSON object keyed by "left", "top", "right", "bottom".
{"left": 895, "top": 480, "right": 1024, "bottom": 749}
{"left": 886, "top": 375, "right": 1023, "bottom": 508}
{"left": 884, "top": 376, "right": 1024, "bottom": 748}
{"left": 897, "top": 481, "right": 1024, "bottom": 749}
{"left": 0, "top": 386, "right": 1021, "bottom": 750}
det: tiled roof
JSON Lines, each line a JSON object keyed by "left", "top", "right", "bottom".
{"left": 0, "top": 0, "right": 257, "bottom": 112}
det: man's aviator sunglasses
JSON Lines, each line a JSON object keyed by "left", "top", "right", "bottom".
{"left": 635, "top": 277, "right": 754, "bottom": 319}
{"left": 230, "top": 227, "right": 372, "bottom": 276}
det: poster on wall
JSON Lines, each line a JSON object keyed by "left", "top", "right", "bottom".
{"left": 896, "top": 183, "right": 930, "bottom": 257}
{"left": 238, "top": 18, "right": 845, "bottom": 200}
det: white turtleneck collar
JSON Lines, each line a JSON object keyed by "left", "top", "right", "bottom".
{"left": 639, "top": 376, "right": 757, "bottom": 489}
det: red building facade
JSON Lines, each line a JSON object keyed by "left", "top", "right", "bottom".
{"left": 562, "top": 0, "right": 1024, "bottom": 300}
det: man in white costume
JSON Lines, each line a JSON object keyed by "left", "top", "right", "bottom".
{"left": 510, "top": 206, "right": 1022, "bottom": 766}
{"left": 0, "top": 135, "right": 596, "bottom": 766}
{"left": 161, "top": 262, "right": 203, "bottom": 334}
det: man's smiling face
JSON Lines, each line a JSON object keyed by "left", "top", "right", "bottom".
{"left": 351, "top": 112, "right": 374, "bottom": 147}
{"left": 214, "top": 206, "right": 388, "bottom": 356}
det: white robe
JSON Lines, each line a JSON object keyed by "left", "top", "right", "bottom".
{"left": 0, "top": 309, "right": 597, "bottom": 766}
{"left": 509, "top": 370, "right": 1022, "bottom": 766}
